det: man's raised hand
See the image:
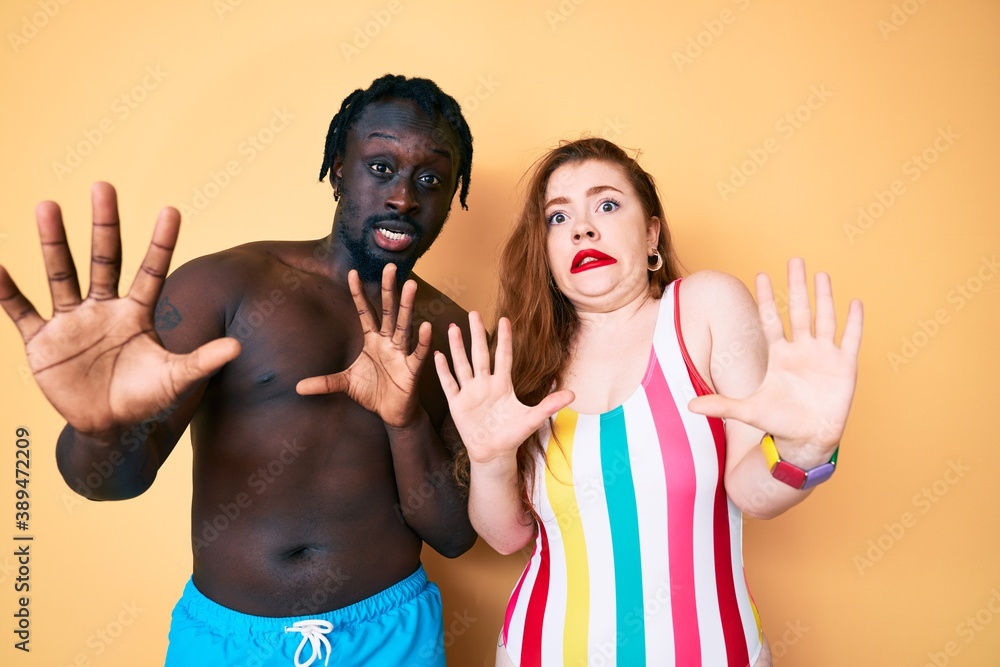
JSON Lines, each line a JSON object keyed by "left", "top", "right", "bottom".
{"left": 296, "top": 264, "right": 431, "bottom": 428}
{"left": 0, "top": 183, "right": 241, "bottom": 439}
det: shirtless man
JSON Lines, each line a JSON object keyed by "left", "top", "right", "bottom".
{"left": 0, "top": 74, "right": 478, "bottom": 666}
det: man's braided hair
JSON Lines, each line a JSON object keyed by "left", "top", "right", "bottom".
{"left": 318, "top": 74, "right": 473, "bottom": 210}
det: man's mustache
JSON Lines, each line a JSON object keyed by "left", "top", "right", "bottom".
{"left": 364, "top": 213, "right": 422, "bottom": 235}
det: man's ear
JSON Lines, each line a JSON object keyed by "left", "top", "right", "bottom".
{"left": 332, "top": 153, "right": 344, "bottom": 185}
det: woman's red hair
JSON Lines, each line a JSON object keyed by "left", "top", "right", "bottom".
{"left": 455, "top": 138, "right": 682, "bottom": 519}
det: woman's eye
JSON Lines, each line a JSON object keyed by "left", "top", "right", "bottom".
{"left": 547, "top": 212, "right": 568, "bottom": 225}
{"left": 599, "top": 200, "right": 619, "bottom": 213}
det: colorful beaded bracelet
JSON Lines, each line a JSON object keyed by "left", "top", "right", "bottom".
{"left": 760, "top": 433, "right": 839, "bottom": 490}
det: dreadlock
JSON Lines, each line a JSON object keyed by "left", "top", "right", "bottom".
{"left": 318, "top": 74, "right": 474, "bottom": 210}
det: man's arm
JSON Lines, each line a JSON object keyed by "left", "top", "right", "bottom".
{"left": 384, "top": 411, "right": 478, "bottom": 557}
{"left": 55, "top": 253, "right": 238, "bottom": 500}
{"left": 296, "top": 265, "right": 479, "bottom": 557}
{"left": 0, "top": 183, "right": 240, "bottom": 500}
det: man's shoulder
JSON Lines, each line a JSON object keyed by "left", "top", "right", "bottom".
{"left": 167, "top": 240, "right": 315, "bottom": 290}
{"left": 409, "top": 272, "right": 468, "bottom": 322}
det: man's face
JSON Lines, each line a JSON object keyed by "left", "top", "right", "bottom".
{"left": 332, "top": 98, "right": 461, "bottom": 283}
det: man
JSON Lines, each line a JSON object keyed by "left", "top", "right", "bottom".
{"left": 0, "top": 74, "right": 478, "bottom": 666}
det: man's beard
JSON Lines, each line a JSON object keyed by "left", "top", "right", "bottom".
{"left": 336, "top": 202, "right": 426, "bottom": 284}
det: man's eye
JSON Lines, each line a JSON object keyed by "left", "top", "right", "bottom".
{"left": 369, "top": 163, "right": 392, "bottom": 174}
{"left": 420, "top": 174, "right": 441, "bottom": 186}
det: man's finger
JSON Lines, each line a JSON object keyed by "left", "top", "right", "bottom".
{"left": 410, "top": 321, "right": 432, "bottom": 371}
{"left": 128, "top": 207, "right": 180, "bottom": 308}
{"left": 0, "top": 266, "right": 45, "bottom": 342}
{"left": 296, "top": 372, "right": 350, "bottom": 396}
{"left": 88, "top": 182, "right": 123, "bottom": 301}
{"left": 172, "top": 338, "right": 242, "bottom": 390}
{"left": 37, "top": 201, "right": 82, "bottom": 313}
{"left": 395, "top": 278, "right": 418, "bottom": 348}
{"left": 348, "top": 270, "right": 379, "bottom": 335}
{"left": 380, "top": 263, "right": 398, "bottom": 338}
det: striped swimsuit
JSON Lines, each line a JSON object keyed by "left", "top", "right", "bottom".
{"left": 501, "top": 280, "right": 763, "bottom": 667}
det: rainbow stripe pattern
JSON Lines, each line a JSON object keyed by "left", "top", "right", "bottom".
{"left": 501, "top": 281, "right": 762, "bottom": 666}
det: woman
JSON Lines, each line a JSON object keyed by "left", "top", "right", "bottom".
{"left": 434, "top": 138, "right": 862, "bottom": 666}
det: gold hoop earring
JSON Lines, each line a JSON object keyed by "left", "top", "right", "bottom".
{"left": 647, "top": 249, "right": 664, "bottom": 272}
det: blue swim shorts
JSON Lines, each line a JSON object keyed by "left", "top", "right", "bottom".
{"left": 164, "top": 565, "right": 444, "bottom": 667}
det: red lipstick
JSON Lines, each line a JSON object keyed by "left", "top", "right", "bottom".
{"left": 571, "top": 249, "right": 617, "bottom": 274}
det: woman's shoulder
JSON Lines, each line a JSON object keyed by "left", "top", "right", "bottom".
{"left": 679, "top": 270, "right": 755, "bottom": 310}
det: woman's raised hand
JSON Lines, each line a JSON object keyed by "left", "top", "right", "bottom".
{"left": 688, "top": 258, "right": 863, "bottom": 457}
{"left": 434, "top": 313, "right": 574, "bottom": 465}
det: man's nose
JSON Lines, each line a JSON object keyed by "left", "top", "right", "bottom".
{"left": 386, "top": 180, "right": 419, "bottom": 215}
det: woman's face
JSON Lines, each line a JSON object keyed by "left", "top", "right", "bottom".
{"left": 544, "top": 159, "right": 659, "bottom": 312}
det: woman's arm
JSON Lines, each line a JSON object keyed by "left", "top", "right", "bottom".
{"left": 468, "top": 456, "right": 537, "bottom": 555}
{"left": 434, "top": 314, "right": 574, "bottom": 553}
{"left": 685, "top": 260, "right": 863, "bottom": 519}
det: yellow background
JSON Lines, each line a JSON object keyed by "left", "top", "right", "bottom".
{"left": 1, "top": 0, "right": 998, "bottom": 665}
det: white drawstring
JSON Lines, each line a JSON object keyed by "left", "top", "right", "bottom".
{"left": 284, "top": 619, "right": 334, "bottom": 667}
